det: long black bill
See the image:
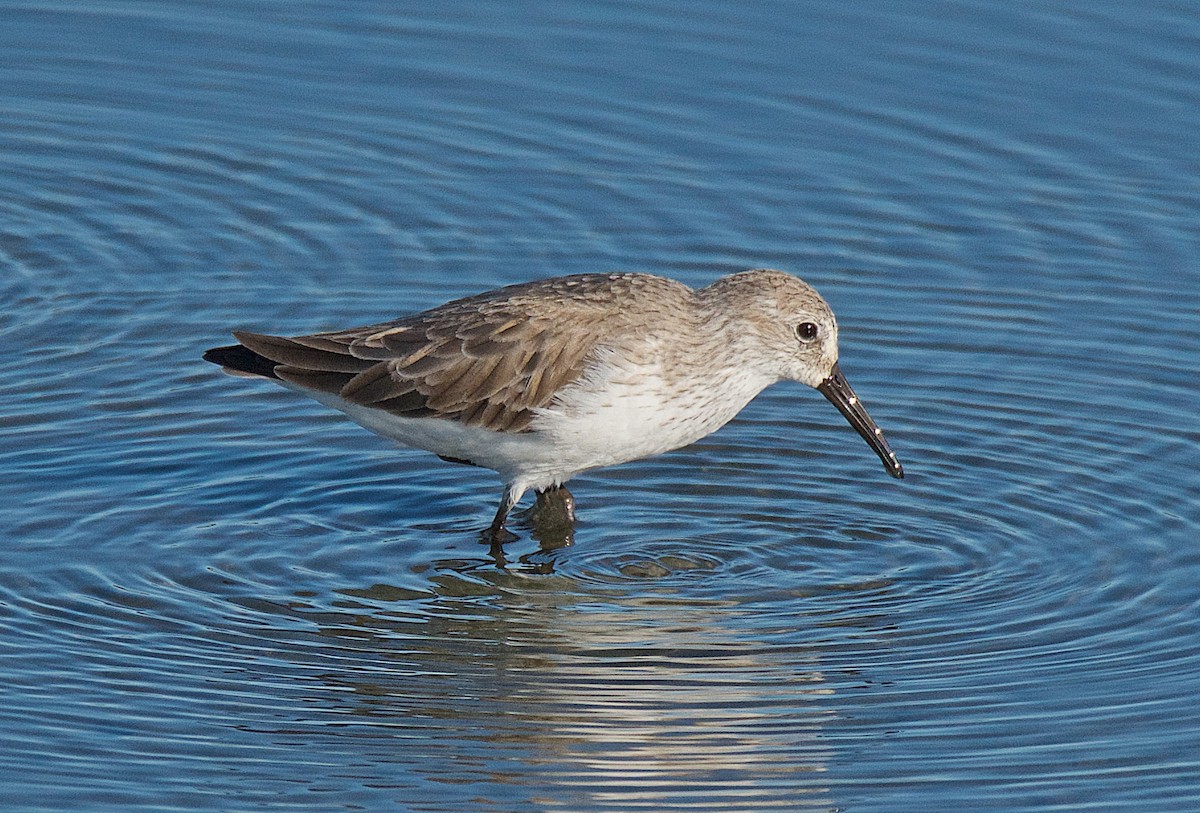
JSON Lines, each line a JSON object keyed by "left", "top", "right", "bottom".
{"left": 816, "top": 362, "right": 905, "bottom": 479}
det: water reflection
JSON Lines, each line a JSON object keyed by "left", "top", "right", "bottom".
{"left": 4, "top": 0, "right": 1200, "bottom": 808}
{"left": 286, "top": 574, "right": 837, "bottom": 811}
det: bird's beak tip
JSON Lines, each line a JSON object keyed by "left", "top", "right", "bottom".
{"left": 817, "top": 365, "right": 905, "bottom": 481}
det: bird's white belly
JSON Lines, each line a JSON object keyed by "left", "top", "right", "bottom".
{"left": 288, "top": 384, "right": 550, "bottom": 475}
{"left": 284, "top": 361, "right": 773, "bottom": 495}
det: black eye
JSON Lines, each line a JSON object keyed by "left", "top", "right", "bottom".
{"left": 796, "top": 322, "right": 819, "bottom": 341}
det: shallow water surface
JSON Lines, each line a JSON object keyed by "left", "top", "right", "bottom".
{"left": 2, "top": 1, "right": 1199, "bottom": 811}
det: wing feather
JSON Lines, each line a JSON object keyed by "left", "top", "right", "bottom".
{"left": 275, "top": 367, "right": 357, "bottom": 394}
{"left": 222, "top": 273, "right": 690, "bottom": 432}
{"left": 341, "top": 364, "right": 404, "bottom": 405}
{"left": 234, "top": 331, "right": 370, "bottom": 374}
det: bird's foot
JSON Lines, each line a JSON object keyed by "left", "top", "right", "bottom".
{"left": 483, "top": 524, "right": 519, "bottom": 545}
{"left": 482, "top": 485, "right": 575, "bottom": 557}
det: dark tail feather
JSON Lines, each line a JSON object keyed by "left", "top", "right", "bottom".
{"left": 203, "top": 343, "right": 281, "bottom": 379}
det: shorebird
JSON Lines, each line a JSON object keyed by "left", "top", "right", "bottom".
{"left": 204, "top": 269, "right": 904, "bottom": 542}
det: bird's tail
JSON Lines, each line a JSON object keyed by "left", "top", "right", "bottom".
{"left": 202, "top": 343, "right": 281, "bottom": 379}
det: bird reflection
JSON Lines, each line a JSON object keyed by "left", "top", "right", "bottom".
{"left": 276, "top": 566, "right": 839, "bottom": 811}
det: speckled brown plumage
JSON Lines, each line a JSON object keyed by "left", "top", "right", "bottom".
{"left": 226, "top": 273, "right": 693, "bottom": 434}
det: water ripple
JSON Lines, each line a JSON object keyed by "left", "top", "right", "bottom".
{"left": 3, "top": 0, "right": 1200, "bottom": 810}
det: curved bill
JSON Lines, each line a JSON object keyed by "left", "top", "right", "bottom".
{"left": 816, "top": 362, "right": 905, "bottom": 479}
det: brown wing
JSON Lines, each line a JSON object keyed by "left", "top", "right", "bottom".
{"left": 232, "top": 274, "right": 662, "bottom": 433}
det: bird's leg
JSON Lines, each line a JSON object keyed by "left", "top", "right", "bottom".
{"left": 486, "top": 485, "right": 522, "bottom": 546}
{"left": 532, "top": 485, "right": 576, "bottom": 530}
{"left": 527, "top": 484, "right": 576, "bottom": 550}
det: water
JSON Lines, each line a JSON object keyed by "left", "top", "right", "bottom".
{"left": 2, "top": 1, "right": 1199, "bottom": 810}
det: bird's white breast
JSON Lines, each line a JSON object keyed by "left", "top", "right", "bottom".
{"left": 529, "top": 346, "right": 775, "bottom": 480}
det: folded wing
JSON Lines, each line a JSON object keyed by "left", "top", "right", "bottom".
{"left": 224, "top": 300, "right": 600, "bottom": 433}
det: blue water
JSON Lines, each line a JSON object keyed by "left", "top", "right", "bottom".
{"left": 3, "top": 1, "right": 1199, "bottom": 810}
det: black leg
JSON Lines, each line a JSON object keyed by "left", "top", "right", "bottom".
{"left": 487, "top": 486, "right": 520, "bottom": 545}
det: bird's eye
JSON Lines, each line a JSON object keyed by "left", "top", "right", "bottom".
{"left": 796, "top": 322, "right": 820, "bottom": 342}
